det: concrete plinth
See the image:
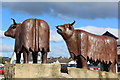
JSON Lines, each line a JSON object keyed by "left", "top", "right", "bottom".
{"left": 4, "top": 64, "right": 62, "bottom": 78}
{"left": 4, "top": 64, "right": 119, "bottom": 79}
{"left": 68, "top": 67, "right": 118, "bottom": 78}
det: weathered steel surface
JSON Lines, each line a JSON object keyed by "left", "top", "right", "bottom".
{"left": 4, "top": 18, "right": 50, "bottom": 63}
{"left": 20, "top": 19, "right": 50, "bottom": 53}
{"left": 56, "top": 21, "right": 117, "bottom": 72}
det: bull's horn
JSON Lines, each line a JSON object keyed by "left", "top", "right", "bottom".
{"left": 71, "top": 20, "right": 75, "bottom": 26}
{"left": 11, "top": 18, "right": 16, "bottom": 25}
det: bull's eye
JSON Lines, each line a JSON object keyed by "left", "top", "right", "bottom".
{"left": 12, "top": 26, "right": 16, "bottom": 29}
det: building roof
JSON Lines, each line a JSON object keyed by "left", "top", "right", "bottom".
{"left": 118, "top": 48, "right": 120, "bottom": 55}
{"left": 68, "top": 61, "right": 77, "bottom": 64}
{"left": 102, "top": 31, "right": 118, "bottom": 40}
{"left": 47, "top": 58, "right": 72, "bottom": 63}
{"left": 47, "top": 59, "right": 56, "bottom": 63}
{"left": 118, "top": 45, "right": 120, "bottom": 47}
{"left": 58, "top": 58, "right": 72, "bottom": 63}
{"left": 2, "top": 57, "right": 11, "bottom": 62}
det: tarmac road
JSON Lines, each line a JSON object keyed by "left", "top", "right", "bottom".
{"left": 0, "top": 75, "right": 4, "bottom": 80}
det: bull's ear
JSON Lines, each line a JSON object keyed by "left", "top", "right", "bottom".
{"left": 71, "top": 20, "right": 75, "bottom": 26}
{"left": 11, "top": 18, "right": 17, "bottom": 25}
{"left": 69, "top": 24, "right": 72, "bottom": 29}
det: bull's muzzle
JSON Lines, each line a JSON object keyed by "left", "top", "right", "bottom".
{"left": 4, "top": 31, "right": 8, "bottom": 36}
{"left": 56, "top": 26, "right": 62, "bottom": 31}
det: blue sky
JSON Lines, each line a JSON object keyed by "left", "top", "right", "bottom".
{"left": 0, "top": 2, "right": 119, "bottom": 58}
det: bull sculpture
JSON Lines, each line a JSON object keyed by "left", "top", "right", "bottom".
{"left": 4, "top": 18, "right": 50, "bottom": 63}
{"left": 56, "top": 21, "right": 118, "bottom": 73}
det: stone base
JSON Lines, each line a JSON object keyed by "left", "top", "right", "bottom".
{"left": 4, "top": 64, "right": 62, "bottom": 78}
{"left": 68, "top": 67, "right": 118, "bottom": 78}
{"left": 4, "top": 64, "right": 118, "bottom": 78}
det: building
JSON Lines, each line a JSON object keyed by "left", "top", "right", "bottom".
{"left": 102, "top": 31, "right": 119, "bottom": 40}
{"left": 102, "top": 31, "right": 119, "bottom": 72}
{"left": 0, "top": 57, "right": 11, "bottom": 64}
{"left": 10, "top": 52, "right": 41, "bottom": 64}
{"left": 47, "top": 58, "right": 73, "bottom": 64}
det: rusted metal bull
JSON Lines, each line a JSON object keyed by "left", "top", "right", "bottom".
{"left": 56, "top": 21, "right": 118, "bottom": 73}
{"left": 4, "top": 18, "right": 50, "bottom": 63}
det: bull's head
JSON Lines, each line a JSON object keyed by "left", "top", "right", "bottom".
{"left": 4, "top": 18, "right": 21, "bottom": 38}
{"left": 56, "top": 21, "right": 75, "bottom": 39}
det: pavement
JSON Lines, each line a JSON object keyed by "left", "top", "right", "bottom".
{"left": 61, "top": 73, "right": 72, "bottom": 78}
{"left": 0, "top": 75, "right": 4, "bottom": 80}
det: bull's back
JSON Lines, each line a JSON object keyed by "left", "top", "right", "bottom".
{"left": 21, "top": 19, "right": 50, "bottom": 52}
{"left": 36, "top": 19, "right": 50, "bottom": 52}
{"left": 80, "top": 30, "right": 117, "bottom": 63}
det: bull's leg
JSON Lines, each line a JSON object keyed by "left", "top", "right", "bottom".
{"left": 93, "top": 60, "right": 99, "bottom": 66}
{"left": 23, "top": 51, "right": 29, "bottom": 63}
{"left": 77, "top": 60, "right": 82, "bottom": 68}
{"left": 76, "top": 55, "right": 87, "bottom": 69}
{"left": 32, "top": 52, "right": 38, "bottom": 63}
{"left": 41, "top": 52, "right": 47, "bottom": 63}
{"left": 80, "top": 56, "right": 87, "bottom": 69}
{"left": 109, "top": 63, "right": 116, "bottom": 73}
{"left": 102, "top": 62, "right": 109, "bottom": 72}
{"left": 16, "top": 52, "right": 21, "bottom": 63}
{"left": 100, "top": 62, "right": 104, "bottom": 71}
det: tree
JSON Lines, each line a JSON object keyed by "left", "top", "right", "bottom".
{"left": 58, "top": 56, "right": 62, "bottom": 59}
{"left": 0, "top": 57, "right": 2, "bottom": 63}
{"left": 0, "top": 57, "right": 5, "bottom": 64}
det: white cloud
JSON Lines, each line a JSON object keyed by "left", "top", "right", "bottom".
{"left": 1, "top": 26, "right": 119, "bottom": 42}
{"left": 0, "top": 43, "right": 14, "bottom": 52}
{"left": 48, "top": 42, "right": 70, "bottom": 57}
{"left": 0, "top": 52, "right": 13, "bottom": 57}
{"left": 0, "top": 52, "right": 2, "bottom": 57}
{"left": 50, "top": 26, "right": 119, "bottom": 42}
{"left": 50, "top": 30, "right": 63, "bottom": 42}
{"left": 0, "top": 30, "right": 5, "bottom": 38}
{"left": 77, "top": 26, "right": 118, "bottom": 37}
{"left": 2, "top": 2, "right": 117, "bottom": 19}
{"left": 0, "top": 40, "right": 14, "bottom": 57}
{"left": 1, "top": 0, "right": 119, "bottom": 2}
{"left": 1, "top": 26, "right": 119, "bottom": 58}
